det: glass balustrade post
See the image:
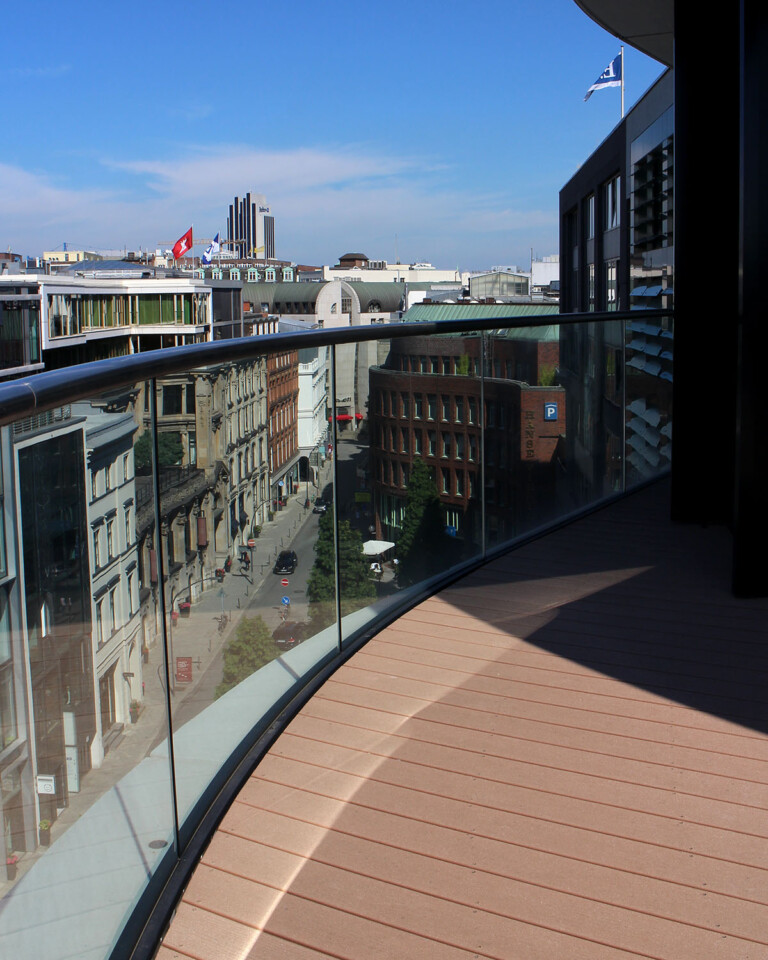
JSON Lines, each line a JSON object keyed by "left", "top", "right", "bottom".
{"left": 150, "top": 377, "right": 182, "bottom": 855}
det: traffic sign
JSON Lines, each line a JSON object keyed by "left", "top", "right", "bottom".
{"left": 281, "top": 596, "right": 291, "bottom": 606}
{"left": 281, "top": 578, "right": 289, "bottom": 586}
{"left": 247, "top": 538, "right": 256, "bottom": 547}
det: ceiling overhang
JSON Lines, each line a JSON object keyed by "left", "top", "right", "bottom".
{"left": 573, "top": 0, "right": 673, "bottom": 66}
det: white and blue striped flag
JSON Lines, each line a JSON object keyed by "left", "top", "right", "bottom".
{"left": 584, "top": 53, "right": 622, "bottom": 101}
{"left": 202, "top": 232, "right": 220, "bottom": 265}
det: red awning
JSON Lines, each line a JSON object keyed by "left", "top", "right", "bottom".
{"left": 329, "top": 414, "right": 354, "bottom": 422}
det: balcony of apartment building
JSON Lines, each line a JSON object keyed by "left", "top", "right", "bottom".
{"left": 2, "top": 4, "right": 768, "bottom": 960}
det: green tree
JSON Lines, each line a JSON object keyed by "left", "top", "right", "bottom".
{"left": 134, "top": 430, "right": 183, "bottom": 471}
{"left": 307, "top": 511, "right": 375, "bottom": 629}
{"left": 215, "top": 615, "right": 276, "bottom": 698}
{"left": 397, "top": 459, "right": 445, "bottom": 585}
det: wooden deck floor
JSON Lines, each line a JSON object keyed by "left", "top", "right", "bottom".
{"left": 158, "top": 482, "right": 768, "bottom": 960}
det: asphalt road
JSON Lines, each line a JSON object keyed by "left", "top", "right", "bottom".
{"left": 170, "top": 508, "right": 322, "bottom": 730}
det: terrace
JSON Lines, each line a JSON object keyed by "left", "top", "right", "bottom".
{"left": 2, "top": 1, "right": 767, "bottom": 957}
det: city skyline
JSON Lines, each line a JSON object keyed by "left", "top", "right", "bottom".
{"left": 1, "top": 0, "right": 663, "bottom": 270}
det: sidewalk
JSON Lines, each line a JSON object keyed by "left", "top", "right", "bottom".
{"left": 5, "top": 466, "right": 331, "bottom": 892}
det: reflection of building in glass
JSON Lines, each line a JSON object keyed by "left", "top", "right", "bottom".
{"left": 268, "top": 351, "right": 300, "bottom": 509}
{"left": 79, "top": 403, "right": 142, "bottom": 764}
{"left": 14, "top": 411, "right": 95, "bottom": 832}
{"left": 559, "top": 69, "right": 673, "bottom": 504}
{"left": 297, "top": 346, "right": 329, "bottom": 488}
{"left": 0, "top": 425, "right": 33, "bottom": 866}
{"left": 135, "top": 359, "right": 270, "bottom": 655}
{"left": 370, "top": 324, "right": 565, "bottom": 548}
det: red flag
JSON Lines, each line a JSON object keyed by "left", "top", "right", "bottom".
{"left": 172, "top": 227, "right": 193, "bottom": 260}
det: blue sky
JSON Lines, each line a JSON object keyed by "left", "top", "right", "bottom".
{"left": 1, "top": 0, "right": 664, "bottom": 270}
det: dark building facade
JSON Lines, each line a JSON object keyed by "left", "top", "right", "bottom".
{"left": 559, "top": 69, "right": 673, "bottom": 505}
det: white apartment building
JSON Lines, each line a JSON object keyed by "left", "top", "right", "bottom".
{"left": 81, "top": 404, "right": 142, "bottom": 767}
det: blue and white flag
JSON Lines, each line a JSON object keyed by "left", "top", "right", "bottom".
{"left": 202, "top": 232, "right": 220, "bottom": 264}
{"left": 584, "top": 53, "right": 622, "bottom": 101}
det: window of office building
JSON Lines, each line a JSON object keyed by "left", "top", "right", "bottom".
{"left": 588, "top": 263, "right": 596, "bottom": 311}
{"left": 586, "top": 194, "right": 595, "bottom": 238}
{"left": 605, "top": 175, "right": 620, "bottom": 230}
{"left": 605, "top": 260, "right": 618, "bottom": 311}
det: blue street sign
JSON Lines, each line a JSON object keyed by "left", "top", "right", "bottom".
{"left": 281, "top": 596, "right": 291, "bottom": 606}
{"left": 445, "top": 525, "right": 457, "bottom": 537}
{"left": 544, "top": 402, "right": 558, "bottom": 421}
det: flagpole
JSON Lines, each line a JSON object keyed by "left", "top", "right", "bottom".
{"left": 620, "top": 46, "right": 625, "bottom": 119}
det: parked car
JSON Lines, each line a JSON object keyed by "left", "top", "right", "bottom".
{"left": 313, "top": 499, "right": 328, "bottom": 514}
{"left": 273, "top": 550, "right": 298, "bottom": 574}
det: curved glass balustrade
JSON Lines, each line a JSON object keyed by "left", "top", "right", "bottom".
{"left": 0, "top": 310, "right": 672, "bottom": 959}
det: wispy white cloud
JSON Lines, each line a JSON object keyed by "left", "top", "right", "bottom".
{"left": 7, "top": 63, "right": 72, "bottom": 79}
{"left": 0, "top": 144, "right": 558, "bottom": 267}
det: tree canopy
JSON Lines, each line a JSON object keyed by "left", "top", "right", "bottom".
{"left": 307, "top": 511, "right": 375, "bottom": 628}
{"left": 134, "top": 430, "right": 183, "bottom": 472}
{"left": 215, "top": 615, "right": 276, "bottom": 698}
{"left": 396, "top": 459, "right": 445, "bottom": 585}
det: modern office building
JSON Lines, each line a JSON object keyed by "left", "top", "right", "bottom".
{"left": 227, "top": 193, "right": 275, "bottom": 260}
{"left": 559, "top": 68, "right": 673, "bottom": 503}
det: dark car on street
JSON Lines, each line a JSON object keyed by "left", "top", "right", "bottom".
{"left": 273, "top": 550, "right": 298, "bottom": 574}
{"left": 313, "top": 499, "right": 328, "bottom": 514}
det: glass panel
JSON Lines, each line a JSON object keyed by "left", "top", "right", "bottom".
{"left": 0, "top": 388, "right": 175, "bottom": 959}
{"left": 339, "top": 333, "right": 483, "bottom": 644}
{"left": 161, "top": 353, "right": 337, "bottom": 835}
{"left": 483, "top": 323, "right": 567, "bottom": 547}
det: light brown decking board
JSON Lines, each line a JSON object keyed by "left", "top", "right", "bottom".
{"left": 159, "top": 482, "right": 768, "bottom": 959}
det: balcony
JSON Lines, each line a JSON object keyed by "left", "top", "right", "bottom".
{"left": 158, "top": 478, "right": 768, "bottom": 960}
{"left": 0, "top": 302, "right": 763, "bottom": 960}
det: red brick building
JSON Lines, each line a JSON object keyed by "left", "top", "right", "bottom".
{"left": 267, "top": 349, "right": 300, "bottom": 509}
{"left": 369, "top": 330, "right": 565, "bottom": 549}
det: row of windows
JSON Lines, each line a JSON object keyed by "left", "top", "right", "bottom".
{"left": 585, "top": 174, "right": 621, "bottom": 239}
{"left": 379, "top": 392, "right": 478, "bottom": 424}
{"left": 377, "top": 392, "right": 511, "bottom": 429}
{"left": 394, "top": 354, "right": 479, "bottom": 377}
{"left": 49, "top": 293, "right": 207, "bottom": 337}
{"left": 378, "top": 426, "right": 479, "bottom": 462}
{"left": 379, "top": 460, "right": 477, "bottom": 499}
{"left": 94, "top": 573, "right": 136, "bottom": 648}
{"left": 92, "top": 505, "right": 133, "bottom": 570}
{"left": 229, "top": 438, "right": 266, "bottom": 489}
{"left": 90, "top": 452, "right": 133, "bottom": 501}
{"left": 200, "top": 266, "right": 293, "bottom": 283}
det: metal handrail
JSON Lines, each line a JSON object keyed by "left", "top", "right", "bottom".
{"left": 0, "top": 309, "right": 671, "bottom": 427}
